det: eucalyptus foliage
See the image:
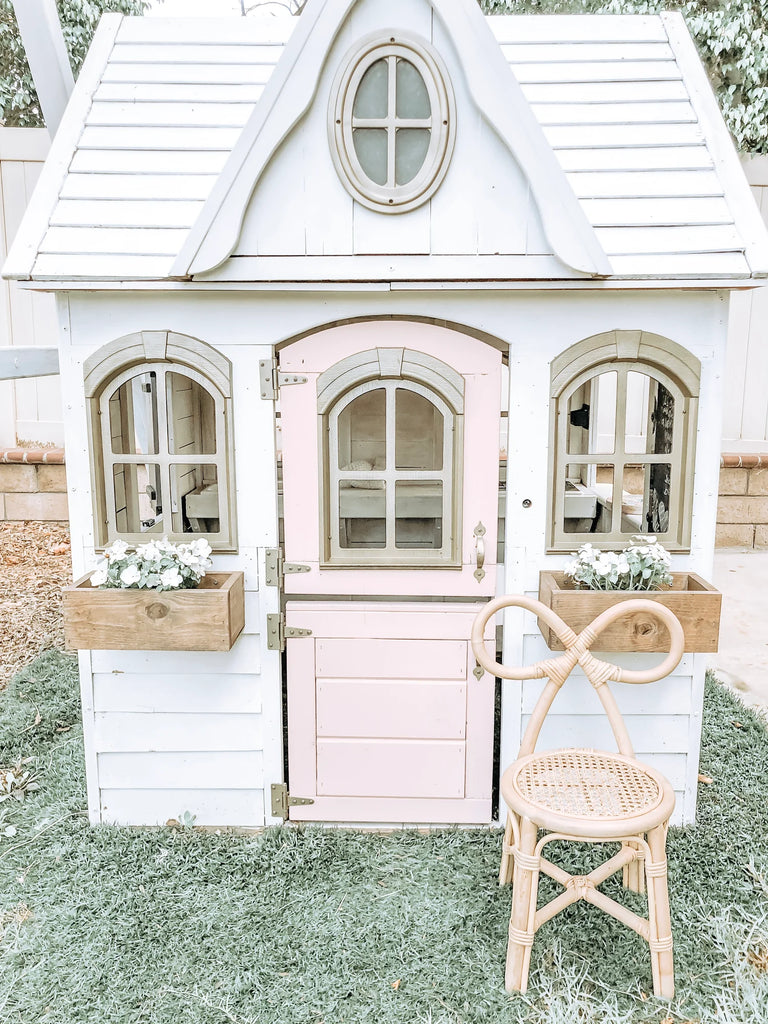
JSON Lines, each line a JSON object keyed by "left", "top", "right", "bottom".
{"left": 0, "top": 0, "right": 147, "bottom": 127}
{"left": 481, "top": 0, "right": 768, "bottom": 154}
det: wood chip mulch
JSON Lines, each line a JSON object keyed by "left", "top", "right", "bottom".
{"left": 0, "top": 521, "right": 72, "bottom": 688}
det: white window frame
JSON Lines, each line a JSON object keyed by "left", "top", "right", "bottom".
{"left": 548, "top": 330, "right": 700, "bottom": 553}
{"left": 329, "top": 31, "right": 456, "bottom": 213}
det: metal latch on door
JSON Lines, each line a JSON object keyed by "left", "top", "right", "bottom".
{"left": 266, "top": 612, "right": 312, "bottom": 652}
{"left": 258, "top": 358, "right": 307, "bottom": 401}
{"left": 270, "top": 783, "right": 314, "bottom": 821}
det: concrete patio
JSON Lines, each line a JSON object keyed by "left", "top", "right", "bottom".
{"left": 710, "top": 548, "right": 768, "bottom": 709}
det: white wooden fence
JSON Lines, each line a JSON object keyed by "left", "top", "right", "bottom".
{"left": 723, "top": 156, "right": 768, "bottom": 455}
{"left": 0, "top": 128, "right": 62, "bottom": 447}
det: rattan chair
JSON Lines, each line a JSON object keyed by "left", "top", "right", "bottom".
{"left": 471, "top": 595, "right": 685, "bottom": 1000}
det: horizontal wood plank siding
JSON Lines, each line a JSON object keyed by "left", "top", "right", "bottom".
{"left": 100, "top": 788, "right": 265, "bottom": 826}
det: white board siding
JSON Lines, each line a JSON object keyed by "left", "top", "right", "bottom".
{"left": 99, "top": 788, "right": 265, "bottom": 827}
{"left": 92, "top": 673, "right": 263, "bottom": 714}
{"left": 98, "top": 751, "right": 263, "bottom": 789}
{"left": 50, "top": 200, "right": 203, "bottom": 230}
{"left": 94, "top": 712, "right": 263, "bottom": 752}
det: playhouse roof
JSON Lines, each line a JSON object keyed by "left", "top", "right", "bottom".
{"left": 5, "top": 8, "right": 768, "bottom": 286}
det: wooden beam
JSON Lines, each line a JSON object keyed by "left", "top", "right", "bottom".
{"left": 12, "top": 0, "right": 75, "bottom": 136}
{"left": 0, "top": 346, "right": 59, "bottom": 379}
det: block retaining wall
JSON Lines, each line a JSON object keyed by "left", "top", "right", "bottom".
{"left": 717, "top": 454, "right": 768, "bottom": 548}
{"left": 0, "top": 448, "right": 68, "bottom": 522}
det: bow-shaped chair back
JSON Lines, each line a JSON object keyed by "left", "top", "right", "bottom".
{"left": 471, "top": 596, "right": 685, "bottom": 758}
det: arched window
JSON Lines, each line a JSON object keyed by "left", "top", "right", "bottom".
{"left": 330, "top": 32, "right": 455, "bottom": 213}
{"left": 318, "top": 347, "right": 464, "bottom": 565}
{"left": 549, "top": 331, "right": 700, "bottom": 552}
{"left": 84, "top": 331, "right": 236, "bottom": 551}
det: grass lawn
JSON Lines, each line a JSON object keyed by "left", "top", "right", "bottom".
{"left": 1, "top": 652, "right": 768, "bottom": 1024}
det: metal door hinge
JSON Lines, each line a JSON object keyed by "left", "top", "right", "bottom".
{"left": 265, "top": 547, "right": 311, "bottom": 588}
{"left": 266, "top": 612, "right": 312, "bottom": 652}
{"left": 259, "top": 358, "right": 307, "bottom": 401}
{"left": 271, "top": 782, "right": 314, "bottom": 821}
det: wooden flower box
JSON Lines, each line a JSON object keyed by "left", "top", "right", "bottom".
{"left": 62, "top": 572, "right": 245, "bottom": 651}
{"left": 537, "top": 571, "right": 721, "bottom": 653}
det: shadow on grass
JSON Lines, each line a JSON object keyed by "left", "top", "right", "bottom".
{"left": 1, "top": 651, "right": 768, "bottom": 1023}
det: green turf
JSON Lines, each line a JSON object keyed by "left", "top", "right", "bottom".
{"left": 2, "top": 652, "right": 768, "bottom": 1023}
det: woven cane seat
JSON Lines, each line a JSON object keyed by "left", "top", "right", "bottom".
{"left": 503, "top": 748, "right": 669, "bottom": 830}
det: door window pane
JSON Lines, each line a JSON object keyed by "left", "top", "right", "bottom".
{"left": 338, "top": 388, "right": 386, "bottom": 471}
{"left": 339, "top": 480, "right": 386, "bottom": 549}
{"left": 395, "top": 389, "right": 443, "bottom": 469}
{"left": 109, "top": 372, "right": 159, "bottom": 455}
{"left": 645, "top": 463, "right": 672, "bottom": 534}
{"left": 167, "top": 373, "right": 216, "bottom": 454}
{"left": 395, "top": 480, "right": 442, "bottom": 549}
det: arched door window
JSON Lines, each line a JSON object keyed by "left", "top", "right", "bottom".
{"left": 319, "top": 348, "right": 464, "bottom": 566}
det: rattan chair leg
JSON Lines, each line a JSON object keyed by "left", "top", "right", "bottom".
{"left": 499, "top": 812, "right": 515, "bottom": 886}
{"left": 505, "top": 817, "right": 539, "bottom": 994}
{"left": 645, "top": 824, "right": 674, "bottom": 1000}
{"left": 622, "top": 840, "right": 646, "bottom": 894}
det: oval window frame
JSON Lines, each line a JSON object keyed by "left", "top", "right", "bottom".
{"left": 329, "top": 32, "right": 456, "bottom": 214}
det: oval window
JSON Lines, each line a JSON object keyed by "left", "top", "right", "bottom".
{"left": 330, "top": 34, "right": 456, "bottom": 213}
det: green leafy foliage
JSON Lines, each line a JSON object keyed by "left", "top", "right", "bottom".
{"left": 481, "top": 0, "right": 768, "bottom": 153}
{"left": 0, "top": 0, "right": 147, "bottom": 127}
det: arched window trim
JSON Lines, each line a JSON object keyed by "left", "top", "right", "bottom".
{"left": 548, "top": 331, "right": 700, "bottom": 553}
{"left": 85, "top": 331, "right": 236, "bottom": 552}
{"left": 329, "top": 31, "right": 456, "bottom": 214}
{"left": 319, "top": 348, "right": 464, "bottom": 567}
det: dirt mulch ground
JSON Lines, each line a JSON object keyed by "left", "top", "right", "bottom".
{"left": 0, "top": 521, "right": 72, "bottom": 688}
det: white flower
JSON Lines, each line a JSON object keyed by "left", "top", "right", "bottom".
{"left": 191, "top": 538, "right": 212, "bottom": 558}
{"left": 90, "top": 567, "right": 108, "bottom": 587}
{"left": 105, "top": 539, "right": 129, "bottom": 560}
{"left": 160, "top": 568, "right": 183, "bottom": 588}
{"left": 137, "top": 541, "right": 162, "bottom": 562}
{"left": 119, "top": 564, "right": 141, "bottom": 586}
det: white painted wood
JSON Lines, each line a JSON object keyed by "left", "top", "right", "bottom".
{"left": 0, "top": 127, "right": 50, "bottom": 161}
{"left": 60, "top": 173, "right": 216, "bottom": 201}
{"left": 94, "top": 712, "right": 263, "bottom": 752}
{"left": 520, "top": 675, "right": 692, "bottom": 716}
{"left": 545, "top": 123, "right": 704, "bottom": 150}
{"left": 50, "top": 200, "right": 203, "bottom": 229}
{"left": 78, "top": 649, "right": 101, "bottom": 825}
{"left": 568, "top": 170, "right": 723, "bottom": 199}
{"left": 87, "top": 102, "right": 252, "bottom": 128}
{"left": 116, "top": 15, "right": 294, "bottom": 46}
{"left": 93, "top": 673, "right": 263, "bottom": 714}
{"left": 78, "top": 126, "right": 241, "bottom": 152}
{"left": 100, "top": 788, "right": 265, "bottom": 827}
{"left": 90, "top": 634, "right": 261, "bottom": 675}
{"left": 33, "top": 254, "right": 173, "bottom": 279}
{"left": 0, "top": 345, "right": 58, "bottom": 379}
{"left": 488, "top": 15, "right": 668, "bottom": 44}
{"left": 94, "top": 82, "right": 264, "bottom": 104}
{"left": 663, "top": 11, "right": 768, "bottom": 275}
{"left": 581, "top": 196, "right": 732, "bottom": 227}
{"left": 609, "top": 253, "right": 749, "bottom": 278}
{"left": 100, "top": 63, "right": 273, "bottom": 86}
{"left": 503, "top": 42, "right": 674, "bottom": 63}
{"left": 3, "top": 15, "right": 122, "bottom": 280}
{"left": 514, "top": 61, "right": 682, "bottom": 85}
{"left": 109, "top": 43, "right": 286, "bottom": 65}
{"left": 557, "top": 146, "right": 713, "bottom": 172}
{"left": 522, "top": 80, "right": 690, "bottom": 103}
{"left": 534, "top": 102, "right": 696, "bottom": 126}
{"left": 12, "top": 0, "right": 75, "bottom": 135}
{"left": 69, "top": 150, "right": 229, "bottom": 175}
{"left": 41, "top": 226, "right": 187, "bottom": 256}
{"left": 98, "top": 751, "right": 263, "bottom": 789}
{"left": 596, "top": 224, "right": 742, "bottom": 255}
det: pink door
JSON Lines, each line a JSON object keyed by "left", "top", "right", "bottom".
{"left": 279, "top": 321, "right": 502, "bottom": 823}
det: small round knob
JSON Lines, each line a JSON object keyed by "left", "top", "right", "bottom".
{"left": 522, "top": 498, "right": 532, "bottom": 509}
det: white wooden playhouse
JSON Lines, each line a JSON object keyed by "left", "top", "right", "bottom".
{"left": 4, "top": 0, "right": 768, "bottom": 829}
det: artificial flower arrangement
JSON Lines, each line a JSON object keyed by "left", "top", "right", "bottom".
{"left": 90, "top": 537, "right": 213, "bottom": 591}
{"left": 564, "top": 536, "right": 673, "bottom": 592}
